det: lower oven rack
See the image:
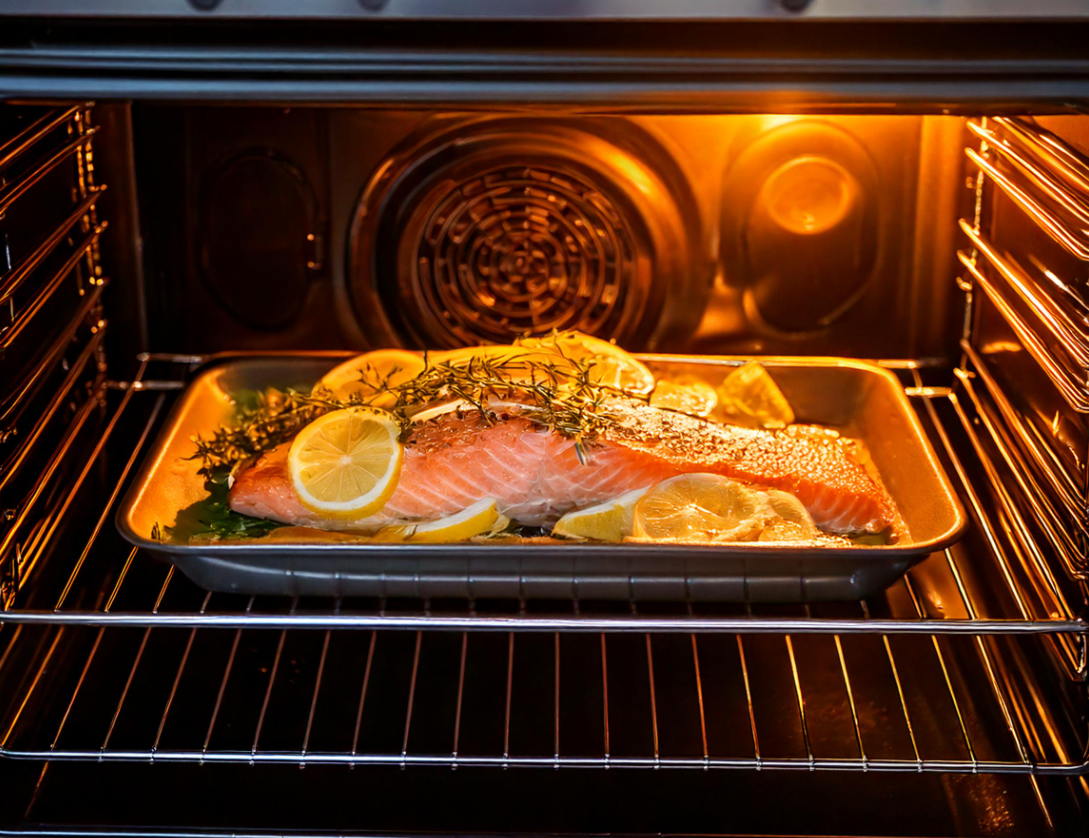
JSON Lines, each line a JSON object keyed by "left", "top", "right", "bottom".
{"left": 0, "top": 354, "right": 1085, "bottom": 776}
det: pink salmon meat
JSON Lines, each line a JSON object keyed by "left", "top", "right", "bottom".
{"left": 228, "top": 400, "right": 899, "bottom": 535}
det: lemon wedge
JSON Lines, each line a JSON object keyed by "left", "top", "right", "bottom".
{"left": 717, "top": 361, "right": 795, "bottom": 429}
{"left": 633, "top": 474, "right": 765, "bottom": 542}
{"left": 756, "top": 489, "right": 818, "bottom": 542}
{"left": 650, "top": 379, "right": 718, "bottom": 417}
{"left": 321, "top": 349, "right": 426, "bottom": 404}
{"left": 376, "top": 498, "right": 506, "bottom": 543}
{"left": 518, "top": 331, "right": 655, "bottom": 396}
{"left": 552, "top": 487, "right": 649, "bottom": 542}
{"left": 287, "top": 408, "right": 403, "bottom": 518}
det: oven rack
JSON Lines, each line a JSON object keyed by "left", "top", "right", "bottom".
{"left": 0, "top": 568, "right": 1085, "bottom": 774}
{"left": 0, "top": 354, "right": 1083, "bottom": 641}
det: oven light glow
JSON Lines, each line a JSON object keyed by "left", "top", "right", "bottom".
{"left": 759, "top": 155, "right": 857, "bottom": 236}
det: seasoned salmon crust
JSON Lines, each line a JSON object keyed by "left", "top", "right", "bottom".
{"left": 229, "top": 400, "right": 898, "bottom": 535}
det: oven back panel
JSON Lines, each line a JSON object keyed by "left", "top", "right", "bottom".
{"left": 128, "top": 106, "right": 964, "bottom": 362}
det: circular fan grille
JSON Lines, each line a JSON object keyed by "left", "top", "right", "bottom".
{"left": 397, "top": 163, "right": 639, "bottom": 347}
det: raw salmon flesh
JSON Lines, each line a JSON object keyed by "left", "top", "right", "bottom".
{"left": 229, "top": 399, "right": 898, "bottom": 535}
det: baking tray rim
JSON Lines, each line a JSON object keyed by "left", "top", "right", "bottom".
{"left": 116, "top": 352, "right": 968, "bottom": 561}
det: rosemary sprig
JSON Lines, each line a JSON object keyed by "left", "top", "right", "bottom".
{"left": 192, "top": 346, "right": 640, "bottom": 476}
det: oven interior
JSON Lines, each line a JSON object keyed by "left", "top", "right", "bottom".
{"left": 0, "top": 100, "right": 1087, "bottom": 837}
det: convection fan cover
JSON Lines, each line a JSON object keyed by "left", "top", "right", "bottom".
{"left": 348, "top": 120, "right": 702, "bottom": 350}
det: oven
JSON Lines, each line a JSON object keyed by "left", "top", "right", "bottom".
{"left": 0, "top": 4, "right": 1088, "bottom": 837}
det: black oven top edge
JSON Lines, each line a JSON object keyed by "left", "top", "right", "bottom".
{"left": 5, "top": 0, "right": 1089, "bottom": 20}
{"left": 1, "top": 16, "right": 1089, "bottom": 111}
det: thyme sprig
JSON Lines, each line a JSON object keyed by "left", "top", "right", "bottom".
{"left": 192, "top": 348, "right": 639, "bottom": 476}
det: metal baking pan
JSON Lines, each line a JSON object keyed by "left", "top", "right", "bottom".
{"left": 116, "top": 354, "right": 967, "bottom": 602}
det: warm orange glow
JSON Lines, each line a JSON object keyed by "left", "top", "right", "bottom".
{"left": 759, "top": 155, "right": 857, "bottom": 236}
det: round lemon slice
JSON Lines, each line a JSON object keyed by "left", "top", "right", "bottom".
{"left": 756, "top": 489, "right": 818, "bottom": 542}
{"left": 321, "top": 349, "right": 426, "bottom": 404}
{"left": 376, "top": 498, "right": 505, "bottom": 543}
{"left": 287, "top": 408, "right": 403, "bottom": 518}
{"left": 432, "top": 344, "right": 532, "bottom": 366}
{"left": 649, "top": 379, "right": 718, "bottom": 417}
{"left": 717, "top": 361, "right": 795, "bottom": 429}
{"left": 633, "top": 474, "right": 764, "bottom": 542}
{"left": 518, "top": 331, "right": 655, "bottom": 396}
{"left": 552, "top": 487, "right": 649, "bottom": 542}
{"left": 430, "top": 344, "right": 567, "bottom": 387}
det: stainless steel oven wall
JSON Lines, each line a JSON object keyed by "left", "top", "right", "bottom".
{"left": 130, "top": 106, "right": 965, "bottom": 361}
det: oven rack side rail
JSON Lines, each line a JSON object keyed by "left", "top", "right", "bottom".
{"left": 0, "top": 751, "right": 1086, "bottom": 777}
{"left": 0, "top": 611, "right": 1083, "bottom": 635}
{"left": 0, "top": 352, "right": 1083, "bottom": 642}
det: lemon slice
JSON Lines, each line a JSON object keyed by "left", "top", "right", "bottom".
{"left": 429, "top": 344, "right": 569, "bottom": 389}
{"left": 756, "top": 489, "right": 819, "bottom": 542}
{"left": 287, "top": 408, "right": 403, "bottom": 518}
{"left": 431, "top": 344, "right": 531, "bottom": 367}
{"left": 518, "top": 331, "right": 655, "bottom": 396}
{"left": 552, "top": 487, "right": 649, "bottom": 542}
{"left": 761, "top": 489, "right": 812, "bottom": 524}
{"left": 321, "top": 349, "right": 426, "bottom": 405}
{"left": 717, "top": 361, "right": 795, "bottom": 429}
{"left": 376, "top": 498, "right": 505, "bottom": 543}
{"left": 633, "top": 474, "right": 765, "bottom": 542}
{"left": 650, "top": 379, "right": 718, "bottom": 417}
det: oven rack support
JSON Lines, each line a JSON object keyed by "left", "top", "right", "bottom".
{"left": 959, "top": 115, "right": 1089, "bottom": 589}
{"left": 0, "top": 102, "right": 108, "bottom": 612}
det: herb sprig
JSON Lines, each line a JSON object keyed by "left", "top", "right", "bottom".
{"left": 191, "top": 387, "right": 348, "bottom": 476}
{"left": 192, "top": 341, "right": 639, "bottom": 476}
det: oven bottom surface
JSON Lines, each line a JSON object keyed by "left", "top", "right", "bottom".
{"left": 0, "top": 761, "right": 1083, "bottom": 838}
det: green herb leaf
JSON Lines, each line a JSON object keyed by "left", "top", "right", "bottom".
{"left": 167, "top": 475, "right": 285, "bottom": 543}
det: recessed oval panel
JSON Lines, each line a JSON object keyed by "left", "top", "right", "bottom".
{"left": 722, "top": 122, "right": 880, "bottom": 335}
{"left": 199, "top": 152, "right": 317, "bottom": 330}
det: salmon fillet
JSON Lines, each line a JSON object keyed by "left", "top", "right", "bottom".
{"left": 228, "top": 401, "right": 898, "bottom": 535}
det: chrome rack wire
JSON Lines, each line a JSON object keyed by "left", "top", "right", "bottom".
{"left": 0, "top": 353, "right": 1083, "bottom": 638}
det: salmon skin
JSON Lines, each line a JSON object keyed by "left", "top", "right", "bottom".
{"left": 229, "top": 400, "right": 899, "bottom": 536}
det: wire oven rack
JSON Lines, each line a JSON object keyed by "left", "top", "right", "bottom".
{"left": 0, "top": 353, "right": 1084, "bottom": 777}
